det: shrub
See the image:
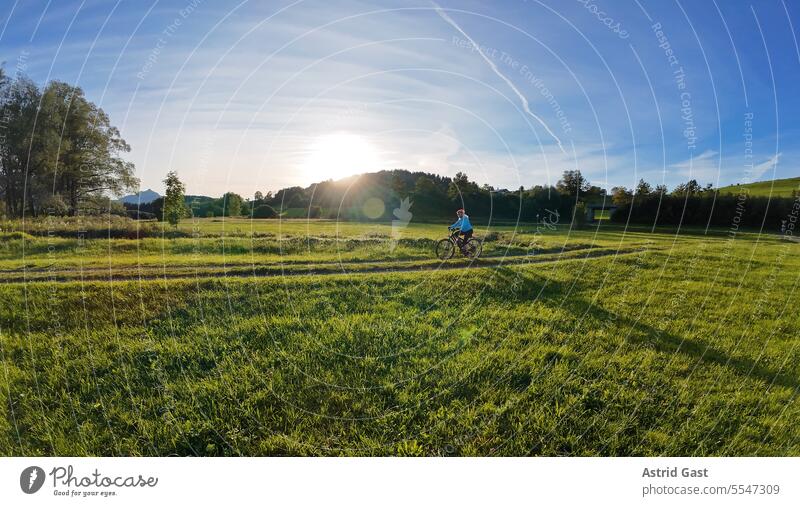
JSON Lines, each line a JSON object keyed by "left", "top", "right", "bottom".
{"left": 40, "top": 194, "right": 70, "bottom": 216}
{"left": 252, "top": 205, "right": 277, "bottom": 219}
{"left": 0, "top": 216, "right": 181, "bottom": 238}
{"left": 0, "top": 231, "right": 35, "bottom": 241}
{"left": 483, "top": 231, "right": 501, "bottom": 242}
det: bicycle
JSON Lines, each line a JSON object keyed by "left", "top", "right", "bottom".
{"left": 435, "top": 227, "right": 482, "bottom": 260}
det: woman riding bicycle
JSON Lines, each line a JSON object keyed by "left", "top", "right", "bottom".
{"left": 448, "top": 208, "right": 473, "bottom": 250}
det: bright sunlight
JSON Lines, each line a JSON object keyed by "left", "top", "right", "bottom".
{"left": 301, "top": 133, "right": 381, "bottom": 182}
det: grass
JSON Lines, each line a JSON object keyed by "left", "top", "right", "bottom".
{"left": 592, "top": 209, "right": 611, "bottom": 221}
{"left": 0, "top": 218, "right": 656, "bottom": 280}
{"left": 0, "top": 217, "right": 798, "bottom": 456}
{"left": 718, "top": 176, "right": 800, "bottom": 198}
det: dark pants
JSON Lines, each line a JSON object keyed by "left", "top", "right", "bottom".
{"left": 458, "top": 230, "right": 473, "bottom": 248}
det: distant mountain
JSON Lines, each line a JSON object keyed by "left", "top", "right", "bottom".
{"left": 717, "top": 177, "right": 800, "bottom": 198}
{"left": 120, "top": 189, "right": 161, "bottom": 204}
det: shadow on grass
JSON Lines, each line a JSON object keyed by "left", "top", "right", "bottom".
{"left": 487, "top": 267, "right": 799, "bottom": 393}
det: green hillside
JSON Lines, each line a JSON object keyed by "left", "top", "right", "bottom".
{"left": 718, "top": 177, "right": 800, "bottom": 197}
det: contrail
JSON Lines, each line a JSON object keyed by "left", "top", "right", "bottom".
{"left": 432, "top": 3, "right": 566, "bottom": 154}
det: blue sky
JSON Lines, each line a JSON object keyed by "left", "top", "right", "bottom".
{"left": 1, "top": 0, "right": 798, "bottom": 197}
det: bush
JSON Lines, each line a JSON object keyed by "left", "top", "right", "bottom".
{"left": 252, "top": 204, "right": 276, "bottom": 219}
{"left": 0, "top": 216, "right": 183, "bottom": 238}
{"left": 0, "top": 231, "right": 35, "bottom": 241}
{"left": 41, "top": 194, "right": 70, "bottom": 216}
{"left": 483, "top": 231, "right": 501, "bottom": 242}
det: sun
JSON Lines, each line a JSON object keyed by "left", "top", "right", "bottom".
{"left": 301, "top": 133, "right": 380, "bottom": 182}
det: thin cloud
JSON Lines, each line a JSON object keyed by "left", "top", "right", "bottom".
{"left": 431, "top": 2, "right": 566, "bottom": 154}
{"left": 670, "top": 150, "right": 719, "bottom": 182}
{"left": 750, "top": 152, "right": 780, "bottom": 181}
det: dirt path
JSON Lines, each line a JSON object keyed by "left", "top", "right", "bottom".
{"left": 1, "top": 247, "right": 649, "bottom": 284}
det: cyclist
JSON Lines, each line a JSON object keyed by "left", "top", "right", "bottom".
{"left": 448, "top": 208, "right": 473, "bottom": 251}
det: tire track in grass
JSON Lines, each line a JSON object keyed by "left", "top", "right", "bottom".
{"left": 3, "top": 247, "right": 651, "bottom": 284}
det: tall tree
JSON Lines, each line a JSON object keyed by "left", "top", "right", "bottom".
{"left": 40, "top": 81, "right": 136, "bottom": 214}
{"left": 412, "top": 175, "right": 446, "bottom": 216}
{"left": 447, "top": 171, "right": 479, "bottom": 202}
{"left": 556, "top": 170, "right": 590, "bottom": 197}
{"left": 222, "top": 192, "right": 243, "bottom": 217}
{"left": 672, "top": 179, "right": 702, "bottom": 196}
{"left": 634, "top": 178, "right": 652, "bottom": 197}
{"left": 611, "top": 186, "right": 632, "bottom": 205}
{"left": 390, "top": 171, "right": 408, "bottom": 198}
{"left": 0, "top": 75, "right": 136, "bottom": 217}
{"left": 162, "top": 171, "right": 186, "bottom": 227}
{"left": 413, "top": 175, "right": 436, "bottom": 196}
{"left": 0, "top": 76, "right": 43, "bottom": 216}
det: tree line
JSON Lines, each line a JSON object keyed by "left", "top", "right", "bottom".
{"left": 137, "top": 169, "right": 594, "bottom": 226}
{"left": 128, "top": 179, "right": 276, "bottom": 224}
{"left": 609, "top": 178, "right": 798, "bottom": 229}
{"left": 138, "top": 167, "right": 797, "bottom": 232}
{"left": 0, "top": 69, "right": 137, "bottom": 218}
{"left": 3, "top": 66, "right": 792, "bottom": 231}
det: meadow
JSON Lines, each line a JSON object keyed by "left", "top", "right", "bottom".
{"left": 0, "top": 218, "right": 798, "bottom": 456}
{"left": 717, "top": 176, "right": 800, "bottom": 198}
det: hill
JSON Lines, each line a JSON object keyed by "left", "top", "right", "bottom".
{"left": 243, "top": 169, "right": 594, "bottom": 223}
{"left": 717, "top": 177, "right": 800, "bottom": 197}
{"left": 120, "top": 189, "right": 161, "bottom": 204}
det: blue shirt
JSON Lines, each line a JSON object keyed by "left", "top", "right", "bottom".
{"left": 450, "top": 214, "right": 473, "bottom": 232}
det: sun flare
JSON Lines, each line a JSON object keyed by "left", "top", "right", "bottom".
{"left": 301, "top": 133, "right": 380, "bottom": 182}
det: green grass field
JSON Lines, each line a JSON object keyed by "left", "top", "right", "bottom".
{"left": 718, "top": 177, "right": 800, "bottom": 197}
{"left": 0, "top": 218, "right": 798, "bottom": 456}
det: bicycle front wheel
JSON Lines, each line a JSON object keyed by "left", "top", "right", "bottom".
{"left": 436, "top": 238, "right": 455, "bottom": 260}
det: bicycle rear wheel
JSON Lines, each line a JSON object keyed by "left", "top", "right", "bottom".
{"left": 436, "top": 238, "right": 455, "bottom": 260}
{"left": 463, "top": 237, "right": 482, "bottom": 259}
